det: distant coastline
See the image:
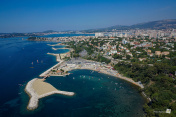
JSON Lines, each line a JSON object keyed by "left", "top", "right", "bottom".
{"left": 0, "top": 33, "right": 95, "bottom": 39}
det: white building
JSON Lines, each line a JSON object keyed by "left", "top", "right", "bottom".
{"left": 109, "top": 50, "right": 117, "bottom": 55}
{"left": 122, "top": 39, "right": 128, "bottom": 44}
{"left": 95, "top": 33, "right": 104, "bottom": 37}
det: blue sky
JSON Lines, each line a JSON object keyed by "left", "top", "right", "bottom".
{"left": 0, "top": 0, "right": 176, "bottom": 33}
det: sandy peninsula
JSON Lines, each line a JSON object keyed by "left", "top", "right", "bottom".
{"left": 25, "top": 78, "right": 74, "bottom": 110}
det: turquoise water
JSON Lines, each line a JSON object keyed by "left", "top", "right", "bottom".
{"left": 0, "top": 34, "right": 145, "bottom": 117}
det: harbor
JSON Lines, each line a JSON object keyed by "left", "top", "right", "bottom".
{"left": 39, "top": 55, "right": 144, "bottom": 89}
{"left": 25, "top": 43, "right": 144, "bottom": 111}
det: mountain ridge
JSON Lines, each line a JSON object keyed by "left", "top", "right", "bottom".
{"left": 81, "top": 19, "right": 176, "bottom": 33}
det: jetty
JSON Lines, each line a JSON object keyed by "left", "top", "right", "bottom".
{"left": 39, "top": 61, "right": 63, "bottom": 77}
{"left": 39, "top": 53, "right": 64, "bottom": 77}
{"left": 52, "top": 47, "right": 74, "bottom": 52}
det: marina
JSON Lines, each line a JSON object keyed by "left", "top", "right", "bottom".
{"left": 25, "top": 43, "right": 144, "bottom": 110}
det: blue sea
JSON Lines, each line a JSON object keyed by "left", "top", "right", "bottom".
{"left": 0, "top": 34, "right": 146, "bottom": 117}
{"left": 38, "top": 33, "right": 95, "bottom": 37}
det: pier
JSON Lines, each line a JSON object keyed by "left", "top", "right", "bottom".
{"left": 39, "top": 53, "right": 64, "bottom": 77}
{"left": 39, "top": 61, "right": 63, "bottom": 77}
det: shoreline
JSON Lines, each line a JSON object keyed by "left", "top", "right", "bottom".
{"left": 25, "top": 43, "right": 146, "bottom": 110}
{"left": 66, "top": 66, "right": 144, "bottom": 89}
{"left": 43, "top": 49, "right": 145, "bottom": 89}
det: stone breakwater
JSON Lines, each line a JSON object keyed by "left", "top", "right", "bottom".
{"left": 25, "top": 78, "right": 39, "bottom": 110}
{"left": 39, "top": 60, "right": 64, "bottom": 77}
{"left": 25, "top": 78, "right": 74, "bottom": 110}
{"left": 39, "top": 91, "right": 74, "bottom": 98}
{"left": 39, "top": 53, "right": 64, "bottom": 77}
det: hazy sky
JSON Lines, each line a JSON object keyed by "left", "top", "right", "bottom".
{"left": 0, "top": 0, "right": 176, "bottom": 33}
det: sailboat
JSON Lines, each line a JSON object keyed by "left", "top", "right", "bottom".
{"left": 30, "top": 62, "right": 34, "bottom": 68}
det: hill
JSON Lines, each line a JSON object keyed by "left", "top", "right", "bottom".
{"left": 130, "top": 19, "right": 176, "bottom": 29}
{"left": 42, "top": 30, "right": 58, "bottom": 33}
{"left": 82, "top": 19, "right": 176, "bottom": 33}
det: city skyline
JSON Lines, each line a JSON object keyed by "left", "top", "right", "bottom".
{"left": 0, "top": 0, "right": 176, "bottom": 33}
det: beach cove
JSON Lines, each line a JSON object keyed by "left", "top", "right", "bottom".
{"left": 24, "top": 43, "right": 145, "bottom": 111}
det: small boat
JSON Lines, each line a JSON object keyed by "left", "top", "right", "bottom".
{"left": 31, "top": 62, "right": 33, "bottom": 65}
{"left": 37, "top": 60, "right": 39, "bottom": 63}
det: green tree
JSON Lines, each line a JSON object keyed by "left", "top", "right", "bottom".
{"left": 126, "top": 55, "right": 131, "bottom": 60}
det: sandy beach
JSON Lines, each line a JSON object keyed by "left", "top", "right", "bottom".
{"left": 49, "top": 56, "right": 144, "bottom": 89}
{"left": 44, "top": 50, "right": 144, "bottom": 89}
{"left": 32, "top": 79, "right": 58, "bottom": 96}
